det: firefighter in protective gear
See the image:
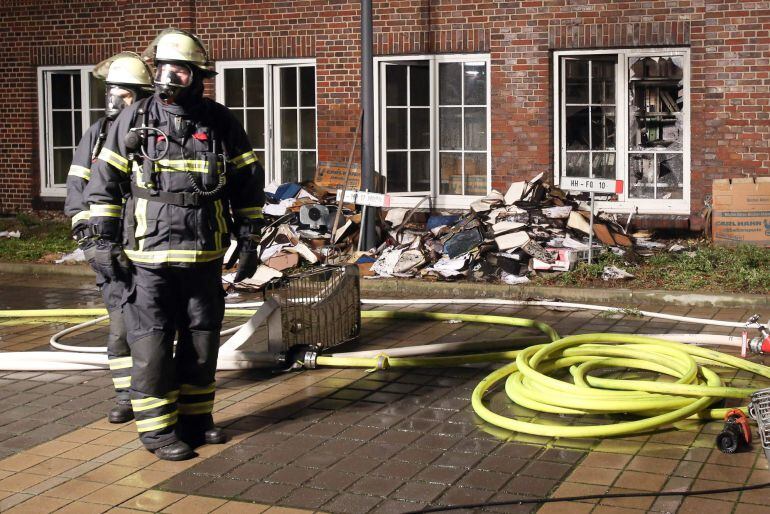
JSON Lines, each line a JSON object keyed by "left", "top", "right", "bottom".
{"left": 85, "top": 28, "right": 264, "bottom": 461}
{"left": 64, "top": 52, "right": 153, "bottom": 425}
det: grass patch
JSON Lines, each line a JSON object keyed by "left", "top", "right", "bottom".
{"left": 535, "top": 243, "right": 770, "bottom": 294}
{"left": 0, "top": 214, "right": 76, "bottom": 262}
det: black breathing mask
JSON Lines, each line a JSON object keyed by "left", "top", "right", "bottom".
{"left": 105, "top": 85, "right": 136, "bottom": 119}
{"left": 154, "top": 62, "right": 195, "bottom": 104}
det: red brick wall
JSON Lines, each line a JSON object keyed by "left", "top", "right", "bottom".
{"left": 1, "top": 0, "right": 768, "bottom": 228}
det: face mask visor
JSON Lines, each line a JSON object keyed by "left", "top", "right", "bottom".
{"left": 154, "top": 63, "right": 194, "bottom": 103}
{"left": 105, "top": 85, "right": 136, "bottom": 119}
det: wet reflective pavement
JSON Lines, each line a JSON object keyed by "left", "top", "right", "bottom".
{"left": 1, "top": 272, "right": 769, "bottom": 513}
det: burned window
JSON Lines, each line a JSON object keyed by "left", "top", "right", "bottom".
{"left": 562, "top": 57, "right": 617, "bottom": 180}
{"left": 556, "top": 49, "right": 689, "bottom": 210}
{"left": 628, "top": 56, "right": 684, "bottom": 199}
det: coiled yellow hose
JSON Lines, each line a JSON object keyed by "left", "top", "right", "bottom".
{"left": 2, "top": 307, "right": 769, "bottom": 438}
{"left": 316, "top": 312, "right": 770, "bottom": 438}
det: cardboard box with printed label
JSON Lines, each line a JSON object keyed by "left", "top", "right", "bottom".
{"left": 712, "top": 177, "right": 770, "bottom": 246}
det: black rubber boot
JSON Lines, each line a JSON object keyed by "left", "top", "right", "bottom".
{"left": 153, "top": 440, "right": 194, "bottom": 461}
{"left": 203, "top": 427, "right": 227, "bottom": 445}
{"left": 178, "top": 425, "right": 227, "bottom": 447}
{"left": 108, "top": 403, "right": 134, "bottom": 424}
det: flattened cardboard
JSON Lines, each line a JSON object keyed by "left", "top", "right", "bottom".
{"left": 264, "top": 251, "right": 300, "bottom": 271}
{"left": 315, "top": 162, "right": 362, "bottom": 190}
{"left": 713, "top": 177, "right": 770, "bottom": 246}
{"left": 592, "top": 223, "right": 616, "bottom": 246}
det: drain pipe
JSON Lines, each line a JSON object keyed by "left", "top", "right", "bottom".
{"left": 359, "top": 0, "right": 377, "bottom": 251}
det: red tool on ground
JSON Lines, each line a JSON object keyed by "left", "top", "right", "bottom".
{"left": 716, "top": 408, "right": 752, "bottom": 454}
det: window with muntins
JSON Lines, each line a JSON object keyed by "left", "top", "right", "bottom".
{"left": 554, "top": 48, "right": 690, "bottom": 214}
{"left": 38, "top": 66, "right": 100, "bottom": 197}
{"left": 217, "top": 61, "right": 316, "bottom": 185}
{"left": 377, "top": 54, "right": 491, "bottom": 208}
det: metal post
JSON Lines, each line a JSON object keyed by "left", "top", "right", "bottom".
{"left": 360, "top": 0, "right": 377, "bottom": 251}
{"left": 588, "top": 192, "right": 595, "bottom": 264}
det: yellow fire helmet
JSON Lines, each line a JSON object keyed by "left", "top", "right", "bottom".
{"left": 92, "top": 52, "right": 153, "bottom": 89}
{"left": 142, "top": 28, "right": 216, "bottom": 77}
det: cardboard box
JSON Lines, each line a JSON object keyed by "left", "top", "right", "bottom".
{"left": 712, "top": 177, "right": 770, "bottom": 246}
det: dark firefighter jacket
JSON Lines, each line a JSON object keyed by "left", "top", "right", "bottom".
{"left": 84, "top": 95, "right": 265, "bottom": 267}
{"left": 64, "top": 117, "right": 112, "bottom": 229}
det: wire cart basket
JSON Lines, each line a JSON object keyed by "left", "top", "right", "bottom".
{"left": 749, "top": 387, "right": 770, "bottom": 463}
{"left": 263, "top": 265, "right": 361, "bottom": 354}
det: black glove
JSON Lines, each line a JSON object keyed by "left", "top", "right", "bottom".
{"left": 71, "top": 222, "right": 95, "bottom": 252}
{"left": 84, "top": 240, "right": 131, "bottom": 283}
{"left": 226, "top": 238, "right": 260, "bottom": 283}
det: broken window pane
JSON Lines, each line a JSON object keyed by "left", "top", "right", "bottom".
{"left": 591, "top": 106, "right": 615, "bottom": 150}
{"left": 628, "top": 153, "right": 655, "bottom": 198}
{"left": 464, "top": 153, "right": 487, "bottom": 195}
{"left": 628, "top": 56, "right": 684, "bottom": 151}
{"left": 387, "top": 152, "right": 408, "bottom": 192}
{"left": 565, "top": 152, "right": 589, "bottom": 177}
{"left": 592, "top": 152, "right": 615, "bottom": 179}
{"left": 439, "top": 152, "right": 462, "bottom": 194}
{"left": 564, "top": 59, "right": 588, "bottom": 104}
{"left": 565, "top": 106, "right": 589, "bottom": 150}
{"left": 657, "top": 153, "right": 683, "bottom": 199}
{"left": 591, "top": 60, "right": 615, "bottom": 104}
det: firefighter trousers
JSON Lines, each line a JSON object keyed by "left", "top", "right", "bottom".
{"left": 123, "top": 261, "right": 225, "bottom": 450}
{"left": 99, "top": 276, "right": 131, "bottom": 404}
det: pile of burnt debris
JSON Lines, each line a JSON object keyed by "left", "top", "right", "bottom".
{"left": 224, "top": 174, "right": 681, "bottom": 289}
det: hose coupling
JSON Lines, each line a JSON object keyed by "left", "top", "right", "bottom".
{"left": 302, "top": 350, "right": 318, "bottom": 369}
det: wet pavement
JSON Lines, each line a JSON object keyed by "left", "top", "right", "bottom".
{"left": 1, "top": 272, "right": 770, "bottom": 513}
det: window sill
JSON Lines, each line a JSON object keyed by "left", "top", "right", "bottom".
{"left": 40, "top": 188, "right": 67, "bottom": 199}
{"left": 596, "top": 200, "right": 690, "bottom": 216}
{"left": 386, "top": 194, "right": 485, "bottom": 210}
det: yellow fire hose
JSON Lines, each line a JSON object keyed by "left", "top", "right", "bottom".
{"left": 1, "top": 307, "right": 769, "bottom": 439}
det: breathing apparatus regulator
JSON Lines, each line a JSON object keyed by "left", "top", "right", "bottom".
{"left": 121, "top": 28, "right": 225, "bottom": 199}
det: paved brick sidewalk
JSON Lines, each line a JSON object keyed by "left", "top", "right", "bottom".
{"left": 1, "top": 272, "right": 769, "bottom": 513}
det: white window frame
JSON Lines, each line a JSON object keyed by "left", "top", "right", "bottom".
{"left": 374, "top": 53, "right": 492, "bottom": 209}
{"left": 553, "top": 48, "right": 691, "bottom": 215}
{"left": 215, "top": 59, "right": 317, "bottom": 185}
{"left": 37, "top": 65, "right": 95, "bottom": 198}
